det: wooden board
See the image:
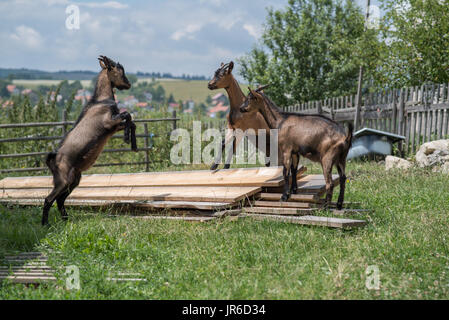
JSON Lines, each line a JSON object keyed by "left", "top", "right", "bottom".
{"left": 133, "top": 216, "right": 216, "bottom": 222}
{"left": 243, "top": 206, "right": 315, "bottom": 216}
{"left": 253, "top": 200, "right": 312, "bottom": 208}
{"left": 0, "top": 186, "right": 260, "bottom": 203}
{"left": 264, "top": 174, "right": 339, "bottom": 194}
{"left": 259, "top": 193, "right": 320, "bottom": 203}
{"left": 0, "top": 166, "right": 306, "bottom": 189}
{"left": 0, "top": 198, "right": 235, "bottom": 210}
{"left": 245, "top": 214, "right": 367, "bottom": 228}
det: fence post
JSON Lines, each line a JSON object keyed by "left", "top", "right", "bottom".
{"left": 391, "top": 90, "right": 398, "bottom": 134}
{"left": 398, "top": 88, "right": 405, "bottom": 157}
{"left": 354, "top": 91, "right": 362, "bottom": 131}
{"left": 144, "top": 123, "right": 150, "bottom": 172}
{"left": 62, "top": 110, "right": 68, "bottom": 136}
{"left": 317, "top": 100, "right": 322, "bottom": 115}
{"left": 172, "top": 110, "right": 177, "bottom": 131}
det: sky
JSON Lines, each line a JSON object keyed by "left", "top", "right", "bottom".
{"left": 0, "top": 0, "right": 380, "bottom": 77}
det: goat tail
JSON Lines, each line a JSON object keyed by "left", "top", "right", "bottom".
{"left": 345, "top": 122, "right": 354, "bottom": 148}
{"left": 45, "top": 152, "right": 58, "bottom": 176}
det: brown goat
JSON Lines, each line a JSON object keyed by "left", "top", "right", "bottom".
{"left": 240, "top": 86, "right": 353, "bottom": 209}
{"left": 42, "top": 56, "right": 135, "bottom": 225}
{"left": 207, "top": 62, "right": 271, "bottom": 170}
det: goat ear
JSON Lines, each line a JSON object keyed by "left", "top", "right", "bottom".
{"left": 220, "top": 62, "right": 224, "bottom": 67}
{"left": 227, "top": 61, "right": 234, "bottom": 74}
{"left": 99, "top": 58, "right": 107, "bottom": 70}
{"left": 256, "top": 84, "right": 270, "bottom": 93}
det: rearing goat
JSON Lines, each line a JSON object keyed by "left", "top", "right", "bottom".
{"left": 42, "top": 56, "right": 136, "bottom": 225}
{"left": 240, "top": 86, "right": 353, "bottom": 209}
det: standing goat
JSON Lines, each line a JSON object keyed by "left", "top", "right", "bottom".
{"left": 42, "top": 56, "right": 136, "bottom": 225}
{"left": 207, "top": 62, "right": 271, "bottom": 170}
{"left": 240, "top": 86, "right": 353, "bottom": 209}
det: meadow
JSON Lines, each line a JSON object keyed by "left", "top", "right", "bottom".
{"left": 12, "top": 78, "right": 247, "bottom": 105}
{"left": 0, "top": 161, "right": 448, "bottom": 299}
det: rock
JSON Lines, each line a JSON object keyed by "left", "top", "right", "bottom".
{"left": 441, "top": 162, "right": 449, "bottom": 174}
{"left": 415, "top": 139, "right": 449, "bottom": 168}
{"left": 385, "top": 155, "right": 413, "bottom": 170}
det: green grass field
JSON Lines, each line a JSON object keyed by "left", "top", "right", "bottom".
{"left": 12, "top": 78, "right": 247, "bottom": 105}
{"left": 0, "top": 161, "right": 448, "bottom": 299}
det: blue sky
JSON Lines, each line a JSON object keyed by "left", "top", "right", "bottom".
{"left": 0, "top": 0, "right": 380, "bottom": 77}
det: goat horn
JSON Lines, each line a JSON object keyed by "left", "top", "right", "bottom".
{"left": 255, "top": 84, "right": 270, "bottom": 92}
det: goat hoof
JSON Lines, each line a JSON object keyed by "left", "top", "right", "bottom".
{"left": 223, "top": 164, "right": 231, "bottom": 169}
{"left": 281, "top": 194, "right": 289, "bottom": 202}
{"left": 210, "top": 163, "right": 219, "bottom": 170}
{"left": 336, "top": 203, "right": 343, "bottom": 210}
{"left": 265, "top": 161, "right": 270, "bottom": 167}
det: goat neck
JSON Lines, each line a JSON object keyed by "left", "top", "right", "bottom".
{"left": 225, "top": 76, "right": 245, "bottom": 111}
{"left": 257, "top": 96, "right": 283, "bottom": 129}
{"left": 92, "top": 69, "right": 114, "bottom": 102}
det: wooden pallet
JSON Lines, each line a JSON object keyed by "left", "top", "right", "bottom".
{"left": 0, "top": 252, "right": 147, "bottom": 284}
{"left": 0, "top": 252, "right": 56, "bottom": 284}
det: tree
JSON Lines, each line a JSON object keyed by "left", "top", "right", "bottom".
{"left": 167, "top": 93, "right": 175, "bottom": 104}
{"left": 238, "top": 0, "right": 383, "bottom": 105}
{"left": 127, "top": 74, "right": 138, "bottom": 86}
{"left": 377, "top": 0, "right": 449, "bottom": 87}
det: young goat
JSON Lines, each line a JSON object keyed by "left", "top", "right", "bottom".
{"left": 42, "top": 56, "right": 136, "bottom": 225}
{"left": 207, "top": 62, "right": 271, "bottom": 170}
{"left": 240, "top": 86, "right": 353, "bottom": 209}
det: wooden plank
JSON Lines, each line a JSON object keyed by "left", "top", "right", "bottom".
{"left": 0, "top": 198, "right": 235, "bottom": 210}
{"left": 133, "top": 216, "right": 216, "bottom": 222}
{"left": 0, "top": 166, "right": 305, "bottom": 189}
{"left": 0, "top": 276, "right": 56, "bottom": 283}
{"left": 259, "top": 193, "right": 319, "bottom": 203}
{"left": 253, "top": 201, "right": 312, "bottom": 209}
{"left": 0, "top": 266, "right": 53, "bottom": 270}
{"left": 243, "top": 206, "right": 315, "bottom": 216}
{"left": 264, "top": 174, "right": 339, "bottom": 194}
{"left": 245, "top": 214, "right": 367, "bottom": 228}
{"left": 0, "top": 186, "right": 261, "bottom": 204}
{"left": 0, "top": 271, "right": 54, "bottom": 276}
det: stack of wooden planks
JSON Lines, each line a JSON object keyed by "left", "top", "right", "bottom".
{"left": 0, "top": 166, "right": 368, "bottom": 229}
{"left": 243, "top": 173, "right": 368, "bottom": 228}
{"left": 0, "top": 252, "right": 56, "bottom": 284}
{"left": 0, "top": 166, "right": 306, "bottom": 211}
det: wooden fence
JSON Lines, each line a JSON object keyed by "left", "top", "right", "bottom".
{"left": 285, "top": 83, "right": 449, "bottom": 156}
{"left": 0, "top": 111, "right": 178, "bottom": 174}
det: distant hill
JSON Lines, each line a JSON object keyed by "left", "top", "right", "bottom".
{"left": 0, "top": 68, "right": 97, "bottom": 80}
{"left": 0, "top": 68, "right": 207, "bottom": 81}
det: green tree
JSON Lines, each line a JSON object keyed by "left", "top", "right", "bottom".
{"left": 167, "top": 93, "right": 175, "bottom": 104}
{"left": 377, "top": 0, "right": 449, "bottom": 87}
{"left": 239, "top": 0, "right": 383, "bottom": 105}
{"left": 127, "top": 74, "right": 138, "bottom": 86}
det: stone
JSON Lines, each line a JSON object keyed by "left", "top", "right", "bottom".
{"left": 415, "top": 140, "right": 449, "bottom": 168}
{"left": 441, "top": 162, "right": 449, "bottom": 174}
{"left": 385, "top": 155, "right": 413, "bottom": 170}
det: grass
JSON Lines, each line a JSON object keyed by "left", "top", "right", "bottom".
{"left": 0, "top": 161, "right": 448, "bottom": 299}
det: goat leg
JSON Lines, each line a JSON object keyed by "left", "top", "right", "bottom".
{"left": 129, "top": 121, "right": 137, "bottom": 152}
{"left": 210, "top": 138, "right": 226, "bottom": 170}
{"left": 281, "top": 153, "right": 292, "bottom": 201}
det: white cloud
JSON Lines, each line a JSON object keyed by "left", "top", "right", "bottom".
{"left": 10, "top": 25, "right": 43, "bottom": 49}
{"left": 171, "top": 23, "right": 202, "bottom": 41}
{"left": 78, "top": 1, "right": 128, "bottom": 9}
{"left": 243, "top": 23, "right": 261, "bottom": 39}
